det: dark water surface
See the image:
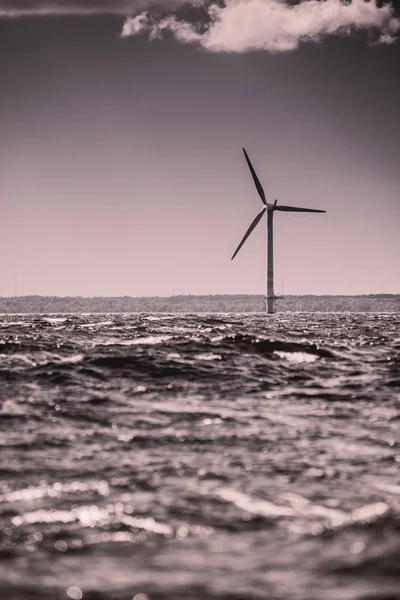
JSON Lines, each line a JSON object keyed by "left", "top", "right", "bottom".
{"left": 0, "top": 313, "right": 399, "bottom": 600}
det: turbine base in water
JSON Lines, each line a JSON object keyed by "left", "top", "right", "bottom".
{"left": 266, "top": 295, "right": 284, "bottom": 314}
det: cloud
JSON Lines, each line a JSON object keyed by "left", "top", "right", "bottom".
{"left": 1, "top": 0, "right": 398, "bottom": 51}
{"left": 0, "top": 1, "right": 195, "bottom": 18}
{"left": 121, "top": 0, "right": 400, "bottom": 52}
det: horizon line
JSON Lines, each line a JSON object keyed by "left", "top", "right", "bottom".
{"left": 2, "top": 293, "right": 399, "bottom": 299}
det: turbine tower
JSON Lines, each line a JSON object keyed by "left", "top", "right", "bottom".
{"left": 232, "top": 148, "right": 326, "bottom": 314}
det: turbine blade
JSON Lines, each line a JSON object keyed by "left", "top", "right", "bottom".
{"left": 243, "top": 148, "right": 266, "bottom": 206}
{"left": 275, "top": 205, "right": 326, "bottom": 213}
{"left": 231, "top": 207, "right": 266, "bottom": 260}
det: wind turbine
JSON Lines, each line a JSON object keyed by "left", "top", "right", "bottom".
{"left": 232, "top": 148, "right": 326, "bottom": 314}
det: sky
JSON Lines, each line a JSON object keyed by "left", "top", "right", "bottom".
{"left": 0, "top": 0, "right": 399, "bottom": 297}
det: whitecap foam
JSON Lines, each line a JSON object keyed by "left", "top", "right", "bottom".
{"left": 195, "top": 353, "right": 222, "bottom": 361}
{"left": 42, "top": 317, "right": 67, "bottom": 324}
{"left": 274, "top": 351, "right": 318, "bottom": 364}
{"left": 79, "top": 321, "right": 113, "bottom": 328}
{"left": 93, "top": 335, "right": 171, "bottom": 347}
{"left": 59, "top": 354, "right": 84, "bottom": 364}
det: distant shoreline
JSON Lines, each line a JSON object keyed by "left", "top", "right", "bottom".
{"left": 0, "top": 294, "right": 398, "bottom": 313}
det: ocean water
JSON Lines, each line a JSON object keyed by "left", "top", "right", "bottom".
{"left": 0, "top": 313, "right": 399, "bottom": 600}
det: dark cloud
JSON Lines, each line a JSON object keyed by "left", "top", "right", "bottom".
{"left": 0, "top": 0, "right": 201, "bottom": 17}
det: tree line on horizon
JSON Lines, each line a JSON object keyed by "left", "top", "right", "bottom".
{"left": 0, "top": 294, "right": 398, "bottom": 313}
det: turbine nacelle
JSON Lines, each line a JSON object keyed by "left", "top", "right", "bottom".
{"left": 267, "top": 200, "right": 278, "bottom": 211}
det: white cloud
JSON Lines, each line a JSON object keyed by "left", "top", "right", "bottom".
{"left": 121, "top": 0, "right": 400, "bottom": 52}
{"left": 2, "top": 0, "right": 397, "bottom": 51}
{"left": 121, "top": 11, "right": 150, "bottom": 36}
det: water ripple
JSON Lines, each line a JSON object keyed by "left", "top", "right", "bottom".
{"left": 0, "top": 312, "right": 399, "bottom": 600}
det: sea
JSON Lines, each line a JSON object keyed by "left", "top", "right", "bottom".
{"left": 0, "top": 313, "right": 399, "bottom": 600}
